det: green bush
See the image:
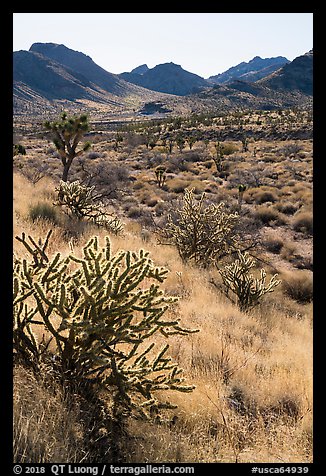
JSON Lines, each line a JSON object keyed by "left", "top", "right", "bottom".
{"left": 28, "top": 202, "right": 59, "bottom": 224}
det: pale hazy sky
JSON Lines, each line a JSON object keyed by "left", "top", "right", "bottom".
{"left": 12, "top": 13, "right": 313, "bottom": 78}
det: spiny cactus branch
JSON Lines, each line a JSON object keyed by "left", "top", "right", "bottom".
{"left": 13, "top": 232, "right": 198, "bottom": 420}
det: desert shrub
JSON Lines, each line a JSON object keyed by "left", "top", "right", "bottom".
{"left": 13, "top": 232, "right": 198, "bottom": 421}
{"left": 122, "top": 197, "right": 139, "bottom": 210}
{"left": 28, "top": 202, "right": 59, "bottom": 224}
{"left": 167, "top": 178, "right": 189, "bottom": 194}
{"left": 202, "top": 159, "right": 213, "bottom": 169}
{"left": 282, "top": 270, "right": 313, "bottom": 303}
{"left": 127, "top": 206, "right": 143, "bottom": 219}
{"left": 146, "top": 155, "right": 164, "bottom": 169}
{"left": 261, "top": 153, "right": 277, "bottom": 163}
{"left": 164, "top": 188, "right": 239, "bottom": 268}
{"left": 292, "top": 211, "right": 313, "bottom": 235}
{"left": 219, "top": 250, "right": 281, "bottom": 312}
{"left": 275, "top": 201, "right": 299, "bottom": 215}
{"left": 166, "top": 156, "right": 190, "bottom": 173}
{"left": 263, "top": 236, "right": 284, "bottom": 254}
{"left": 280, "top": 143, "right": 302, "bottom": 157}
{"left": 183, "top": 151, "right": 202, "bottom": 162}
{"left": 188, "top": 179, "right": 207, "bottom": 194}
{"left": 87, "top": 151, "right": 104, "bottom": 160}
{"left": 13, "top": 144, "right": 26, "bottom": 156}
{"left": 280, "top": 241, "right": 298, "bottom": 262}
{"left": 253, "top": 190, "right": 278, "bottom": 204}
{"left": 154, "top": 201, "right": 167, "bottom": 216}
{"left": 221, "top": 142, "right": 239, "bottom": 155}
{"left": 145, "top": 197, "right": 159, "bottom": 208}
{"left": 253, "top": 206, "right": 286, "bottom": 226}
{"left": 76, "top": 162, "right": 130, "bottom": 197}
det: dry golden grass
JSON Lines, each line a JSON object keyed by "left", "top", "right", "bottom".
{"left": 14, "top": 366, "right": 89, "bottom": 463}
{"left": 13, "top": 120, "right": 313, "bottom": 464}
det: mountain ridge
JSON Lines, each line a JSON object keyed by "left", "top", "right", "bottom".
{"left": 13, "top": 43, "right": 313, "bottom": 117}
{"left": 207, "top": 56, "right": 289, "bottom": 84}
{"left": 120, "top": 62, "right": 209, "bottom": 96}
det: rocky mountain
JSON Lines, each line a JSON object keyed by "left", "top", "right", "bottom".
{"left": 208, "top": 56, "right": 289, "bottom": 84}
{"left": 13, "top": 43, "right": 173, "bottom": 116}
{"left": 195, "top": 51, "right": 313, "bottom": 110}
{"left": 120, "top": 62, "right": 209, "bottom": 96}
{"left": 130, "top": 64, "right": 149, "bottom": 75}
{"left": 29, "top": 43, "right": 141, "bottom": 97}
{"left": 14, "top": 50, "right": 109, "bottom": 102}
{"left": 257, "top": 50, "right": 313, "bottom": 95}
{"left": 13, "top": 44, "right": 313, "bottom": 118}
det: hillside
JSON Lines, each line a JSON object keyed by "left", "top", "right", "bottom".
{"left": 13, "top": 44, "right": 174, "bottom": 117}
{"left": 257, "top": 50, "right": 313, "bottom": 95}
{"left": 208, "top": 56, "right": 289, "bottom": 84}
{"left": 120, "top": 62, "right": 209, "bottom": 96}
{"left": 14, "top": 50, "right": 114, "bottom": 102}
{"left": 29, "top": 42, "right": 135, "bottom": 97}
{"left": 13, "top": 45, "right": 313, "bottom": 119}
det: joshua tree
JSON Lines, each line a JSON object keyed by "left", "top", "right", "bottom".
{"left": 238, "top": 184, "right": 247, "bottom": 211}
{"left": 44, "top": 112, "right": 91, "bottom": 182}
{"left": 113, "top": 133, "right": 124, "bottom": 151}
{"left": 187, "top": 136, "right": 197, "bottom": 150}
{"left": 167, "top": 138, "right": 174, "bottom": 154}
{"left": 154, "top": 165, "right": 167, "bottom": 188}
{"left": 175, "top": 135, "right": 185, "bottom": 152}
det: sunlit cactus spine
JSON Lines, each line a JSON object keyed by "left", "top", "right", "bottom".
{"left": 13, "top": 232, "right": 198, "bottom": 420}
{"left": 165, "top": 188, "right": 239, "bottom": 268}
{"left": 219, "top": 250, "right": 281, "bottom": 312}
{"left": 55, "top": 180, "right": 123, "bottom": 235}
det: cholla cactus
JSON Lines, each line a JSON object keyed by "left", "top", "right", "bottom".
{"left": 219, "top": 250, "right": 281, "bottom": 312}
{"left": 55, "top": 180, "right": 102, "bottom": 219}
{"left": 165, "top": 188, "right": 239, "bottom": 268}
{"left": 241, "top": 135, "right": 249, "bottom": 152}
{"left": 13, "top": 232, "right": 198, "bottom": 419}
{"left": 55, "top": 180, "right": 123, "bottom": 235}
